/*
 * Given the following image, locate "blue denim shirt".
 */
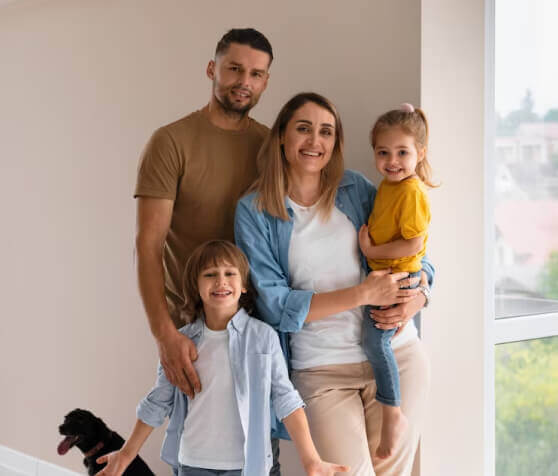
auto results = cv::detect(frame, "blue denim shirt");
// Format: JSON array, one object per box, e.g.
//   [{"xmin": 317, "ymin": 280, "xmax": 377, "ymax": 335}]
[
  {"xmin": 234, "ymin": 170, "xmax": 434, "ymax": 437},
  {"xmin": 136, "ymin": 308, "xmax": 304, "ymax": 475}
]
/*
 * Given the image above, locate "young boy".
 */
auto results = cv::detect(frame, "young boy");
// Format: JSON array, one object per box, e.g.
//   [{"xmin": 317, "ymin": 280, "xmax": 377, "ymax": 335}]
[{"xmin": 95, "ymin": 241, "xmax": 349, "ymax": 476}]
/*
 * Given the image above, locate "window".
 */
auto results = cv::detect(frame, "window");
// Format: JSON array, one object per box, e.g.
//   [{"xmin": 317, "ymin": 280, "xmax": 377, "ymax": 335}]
[
  {"xmin": 489, "ymin": 0, "xmax": 558, "ymax": 474},
  {"xmin": 495, "ymin": 336, "xmax": 558, "ymax": 475}
]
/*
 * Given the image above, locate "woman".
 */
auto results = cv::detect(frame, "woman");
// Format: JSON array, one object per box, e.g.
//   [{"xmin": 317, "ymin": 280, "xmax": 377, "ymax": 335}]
[{"xmin": 234, "ymin": 92, "xmax": 433, "ymax": 475}]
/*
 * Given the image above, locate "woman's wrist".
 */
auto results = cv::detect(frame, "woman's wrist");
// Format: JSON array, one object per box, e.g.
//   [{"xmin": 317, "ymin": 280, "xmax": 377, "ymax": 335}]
[
  {"xmin": 417, "ymin": 284, "xmax": 430, "ymax": 308},
  {"xmin": 354, "ymin": 282, "xmax": 368, "ymax": 307},
  {"xmin": 413, "ymin": 291, "xmax": 427, "ymax": 311}
]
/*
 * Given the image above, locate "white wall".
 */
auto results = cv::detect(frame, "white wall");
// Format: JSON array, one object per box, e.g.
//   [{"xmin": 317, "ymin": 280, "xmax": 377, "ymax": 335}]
[
  {"xmin": 421, "ymin": 0, "xmax": 487, "ymax": 474},
  {"xmin": 0, "ymin": 1, "xmax": 421, "ymax": 474}
]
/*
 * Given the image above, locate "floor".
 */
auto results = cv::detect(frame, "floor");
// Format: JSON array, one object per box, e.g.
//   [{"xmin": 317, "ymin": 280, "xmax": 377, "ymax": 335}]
[{"xmin": 0, "ymin": 466, "xmax": 28, "ymax": 476}]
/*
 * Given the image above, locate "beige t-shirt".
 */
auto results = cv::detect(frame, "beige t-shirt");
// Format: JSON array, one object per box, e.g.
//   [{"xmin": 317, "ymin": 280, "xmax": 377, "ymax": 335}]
[{"xmin": 134, "ymin": 108, "xmax": 268, "ymax": 326}]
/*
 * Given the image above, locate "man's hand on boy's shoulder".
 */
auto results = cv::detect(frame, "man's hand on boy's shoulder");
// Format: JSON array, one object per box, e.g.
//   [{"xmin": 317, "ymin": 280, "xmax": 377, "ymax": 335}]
[{"xmin": 157, "ymin": 329, "xmax": 200, "ymax": 398}]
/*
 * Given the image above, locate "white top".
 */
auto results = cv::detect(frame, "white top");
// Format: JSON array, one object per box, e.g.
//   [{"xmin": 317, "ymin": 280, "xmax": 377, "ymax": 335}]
[
  {"xmin": 288, "ymin": 199, "xmax": 368, "ymax": 369},
  {"xmin": 178, "ymin": 324, "xmax": 244, "ymax": 470},
  {"xmin": 287, "ymin": 200, "xmax": 417, "ymax": 370}
]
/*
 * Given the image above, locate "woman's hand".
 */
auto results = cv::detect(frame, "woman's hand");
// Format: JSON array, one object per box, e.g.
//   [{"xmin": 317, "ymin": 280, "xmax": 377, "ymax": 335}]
[
  {"xmin": 94, "ymin": 450, "xmax": 131, "ymax": 476},
  {"xmin": 304, "ymin": 459, "xmax": 350, "ymax": 475},
  {"xmin": 370, "ymin": 292, "xmax": 427, "ymax": 337},
  {"xmin": 358, "ymin": 269, "xmax": 420, "ymax": 307}
]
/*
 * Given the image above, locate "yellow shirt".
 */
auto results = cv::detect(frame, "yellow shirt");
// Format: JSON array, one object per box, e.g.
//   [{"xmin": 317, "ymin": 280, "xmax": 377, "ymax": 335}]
[{"xmin": 367, "ymin": 177, "xmax": 430, "ymax": 273}]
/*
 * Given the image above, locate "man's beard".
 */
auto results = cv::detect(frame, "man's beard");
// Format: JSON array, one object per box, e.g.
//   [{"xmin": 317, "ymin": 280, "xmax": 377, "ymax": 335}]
[{"xmin": 214, "ymin": 84, "xmax": 255, "ymax": 119}]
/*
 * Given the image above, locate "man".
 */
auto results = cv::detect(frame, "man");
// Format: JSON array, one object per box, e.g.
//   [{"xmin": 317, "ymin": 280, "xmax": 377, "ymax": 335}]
[{"xmin": 133, "ymin": 28, "xmax": 280, "ymax": 473}]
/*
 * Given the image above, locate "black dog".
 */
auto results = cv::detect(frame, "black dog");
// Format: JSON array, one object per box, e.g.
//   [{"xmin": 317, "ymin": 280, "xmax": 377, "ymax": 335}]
[{"xmin": 58, "ymin": 409, "xmax": 154, "ymax": 476}]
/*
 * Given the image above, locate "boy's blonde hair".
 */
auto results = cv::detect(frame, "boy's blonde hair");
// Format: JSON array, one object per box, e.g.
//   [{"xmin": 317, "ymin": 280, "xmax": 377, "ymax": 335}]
[
  {"xmin": 370, "ymin": 107, "xmax": 439, "ymax": 188},
  {"xmin": 181, "ymin": 240, "xmax": 254, "ymax": 321},
  {"xmin": 252, "ymin": 92, "xmax": 345, "ymax": 221}
]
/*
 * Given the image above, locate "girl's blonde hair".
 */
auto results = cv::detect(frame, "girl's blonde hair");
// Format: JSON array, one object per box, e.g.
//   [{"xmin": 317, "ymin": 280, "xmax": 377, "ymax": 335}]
[
  {"xmin": 252, "ymin": 92, "xmax": 345, "ymax": 221},
  {"xmin": 370, "ymin": 106, "xmax": 439, "ymax": 188},
  {"xmin": 181, "ymin": 240, "xmax": 254, "ymax": 322}
]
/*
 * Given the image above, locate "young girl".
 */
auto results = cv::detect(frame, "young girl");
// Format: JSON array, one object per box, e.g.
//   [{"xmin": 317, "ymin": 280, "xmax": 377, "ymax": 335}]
[
  {"xmin": 358, "ymin": 103, "xmax": 436, "ymax": 460},
  {"xmin": 95, "ymin": 240, "xmax": 348, "ymax": 476}
]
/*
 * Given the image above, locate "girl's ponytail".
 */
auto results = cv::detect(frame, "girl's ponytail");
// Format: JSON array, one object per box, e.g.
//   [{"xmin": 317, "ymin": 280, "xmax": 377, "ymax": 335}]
[{"xmin": 413, "ymin": 108, "xmax": 438, "ymax": 188}]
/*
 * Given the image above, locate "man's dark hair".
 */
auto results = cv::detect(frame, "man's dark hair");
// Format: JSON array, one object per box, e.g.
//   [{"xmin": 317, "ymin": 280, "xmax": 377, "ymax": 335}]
[{"xmin": 215, "ymin": 28, "xmax": 273, "ymax": 64}]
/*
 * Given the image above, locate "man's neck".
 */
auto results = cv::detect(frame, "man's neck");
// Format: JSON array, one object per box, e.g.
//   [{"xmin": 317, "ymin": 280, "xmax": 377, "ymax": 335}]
[{"xmin": 204, "ymin": 101, "xmax": 250, "ymax": 131}]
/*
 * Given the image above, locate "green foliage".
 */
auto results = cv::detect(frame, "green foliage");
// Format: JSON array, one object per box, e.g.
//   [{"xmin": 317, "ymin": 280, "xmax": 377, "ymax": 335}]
[
  {"xmin": 544, "ymin": 108, "xmax": 558, "ymax": 122},
  {"xmin": 538, "ymin": 251, "xmax": 558, "ymax": 300},
  {"xmin": 495, "ymin": 337, "xmax": 558, "ymax": 475}
]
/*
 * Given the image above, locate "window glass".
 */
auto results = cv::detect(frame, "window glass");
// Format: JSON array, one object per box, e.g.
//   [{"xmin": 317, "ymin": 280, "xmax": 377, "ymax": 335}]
[
  {"xmin": 494, "ymin": 0, "xmax": 558, "ymax": 319},
  {"xmin": 495, "ymin": 336, "xmax": 558, "ymax": 475}
]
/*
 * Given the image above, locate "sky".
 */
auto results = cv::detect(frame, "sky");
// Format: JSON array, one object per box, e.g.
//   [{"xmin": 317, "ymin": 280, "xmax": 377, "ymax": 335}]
[{"xmin": 495, "ymin": 0, "xmax": 558, "ymax": 116}]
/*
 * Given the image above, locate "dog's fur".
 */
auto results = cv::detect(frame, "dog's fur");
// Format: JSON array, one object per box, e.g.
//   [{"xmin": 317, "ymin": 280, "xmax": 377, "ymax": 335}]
[{"xmin": 58, "ymin": 408, "xmax": 154, "ymax": 476}]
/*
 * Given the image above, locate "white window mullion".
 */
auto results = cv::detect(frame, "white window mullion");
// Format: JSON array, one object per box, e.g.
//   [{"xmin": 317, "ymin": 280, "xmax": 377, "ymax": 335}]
[
  {"xmin": 484, "ymin": 0, "xmax": 496, "ymax": 474},
  {"xmin": 494, "ymin": 313, "xmax": 558, "ymax": 344}
]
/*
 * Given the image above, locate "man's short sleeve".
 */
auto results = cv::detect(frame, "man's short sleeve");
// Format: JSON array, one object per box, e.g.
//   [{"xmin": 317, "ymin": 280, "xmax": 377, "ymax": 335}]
[{"xmin": 134, "ymin": 127, "xmax": 183, "ymax": 200}]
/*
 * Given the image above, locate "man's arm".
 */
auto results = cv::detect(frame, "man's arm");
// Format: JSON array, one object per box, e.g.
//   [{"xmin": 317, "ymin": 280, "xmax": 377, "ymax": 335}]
[{"xmin": 135, "ymin": 197, "xmax": 200, "ymax": 397}]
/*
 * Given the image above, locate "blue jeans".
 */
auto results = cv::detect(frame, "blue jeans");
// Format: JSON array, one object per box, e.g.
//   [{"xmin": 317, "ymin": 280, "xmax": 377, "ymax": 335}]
[
  {"xmin": 178, "ymin": 466, "xmax": 241, "ymax": 476},
  {"xmin": 362, "ymin": 270, "xmax": 421, "ymax": 407},
  {"xmin": 173, "ymin": 438, "xmax": 280, "ymax": 476}
]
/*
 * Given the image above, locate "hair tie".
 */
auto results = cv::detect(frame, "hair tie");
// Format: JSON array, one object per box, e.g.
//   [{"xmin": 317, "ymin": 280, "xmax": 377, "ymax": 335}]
[{"xmin": 399, "ymin": 103, "xmax": 415, "ymax": 113}]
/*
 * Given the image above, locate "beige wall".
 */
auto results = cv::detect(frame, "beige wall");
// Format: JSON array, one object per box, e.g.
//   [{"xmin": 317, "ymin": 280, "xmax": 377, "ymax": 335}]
[{"xmin": 0, "ymin": 1, "xmax": 421, "ymax": 474}]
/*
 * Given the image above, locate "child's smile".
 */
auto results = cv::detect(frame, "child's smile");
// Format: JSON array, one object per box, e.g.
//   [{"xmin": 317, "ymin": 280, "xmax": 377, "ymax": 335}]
[
  {"xmin": 198, "ymin": 263, "xmax": 246, "ymax": 318},
  {"xmin": 374, "ymin": 126, "xmax": 425, "ymax": 183}
]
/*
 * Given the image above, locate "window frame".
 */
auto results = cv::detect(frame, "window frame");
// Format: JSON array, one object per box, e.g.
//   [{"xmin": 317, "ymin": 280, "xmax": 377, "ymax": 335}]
[{"xmin": 484, "ymin": 0, "xmax": 558, "ymax": 474}]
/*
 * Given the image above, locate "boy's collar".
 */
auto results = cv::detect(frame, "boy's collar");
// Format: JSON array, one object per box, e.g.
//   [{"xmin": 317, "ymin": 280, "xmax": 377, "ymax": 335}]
[
  {"xmin": 186, "ymin": 308, "xmax": 250, "ymax": 337},
  {"xmin": 184, "ymin": 317, "xmax": 204, "ymax": 339},
  {"xmin": 228, "ymin": 307, "xmax": 250, "ymax": 334}
]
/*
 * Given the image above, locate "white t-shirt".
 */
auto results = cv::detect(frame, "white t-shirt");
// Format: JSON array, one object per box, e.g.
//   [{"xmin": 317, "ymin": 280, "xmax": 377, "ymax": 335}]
[
  {"xmin": 288, "ymin": 199, "xmax": 368, "ymax": 369},
  {"xmin": 287, "ymin": 200, "xmax": 417, "ymax": 370},
  {"xmin": 178, "ymin": 324, "xmax": 244, "ymax": 470}
]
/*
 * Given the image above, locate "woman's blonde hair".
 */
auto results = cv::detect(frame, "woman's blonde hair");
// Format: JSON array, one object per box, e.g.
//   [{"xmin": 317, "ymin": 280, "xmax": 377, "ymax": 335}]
[
  {"xmin": 253, "ymin": 92, "xmax": 345, "ymax": 220},
  {"xmin": 181, "ymin": 240, "xmax": 254, "ymax": 322},
  {"xmin": 370, "ymin": 107, "xmax": 439, "ymax": 188}
]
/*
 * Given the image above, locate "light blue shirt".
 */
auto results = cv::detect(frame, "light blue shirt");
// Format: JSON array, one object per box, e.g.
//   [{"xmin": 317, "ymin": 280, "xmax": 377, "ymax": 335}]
[
  {"xmin": 136, "ymin": 308, "xmax": 304, "ymax": 475},
  {"xmin": 234, "ymin": 169, "xmax": 435, "ymax": 438}
]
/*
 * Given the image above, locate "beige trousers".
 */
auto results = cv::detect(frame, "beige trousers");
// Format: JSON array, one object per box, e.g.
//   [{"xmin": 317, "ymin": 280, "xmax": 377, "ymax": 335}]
[{"xmin": 291, "ymin": 338, "xmax": 430, "ymax": 476}]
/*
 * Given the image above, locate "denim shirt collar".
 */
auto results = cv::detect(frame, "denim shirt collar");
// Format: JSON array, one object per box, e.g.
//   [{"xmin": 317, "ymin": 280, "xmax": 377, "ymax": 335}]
[
  {"xmin": 338, "ymin": 171, "xmax": 358, "ymax": 188},
  {"xmin": 283, "ymin": 172, "xmax": 358, "ymax": 216},
  {"xmin": 281, "ymin": 172, "xmax": 364, "ymax": 273}
]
